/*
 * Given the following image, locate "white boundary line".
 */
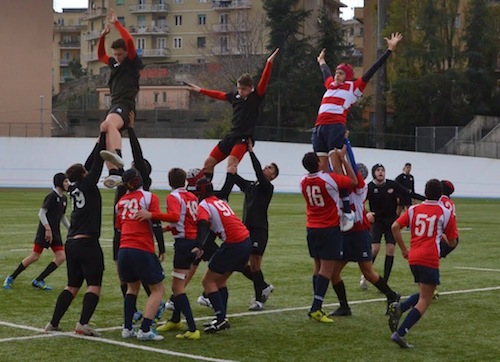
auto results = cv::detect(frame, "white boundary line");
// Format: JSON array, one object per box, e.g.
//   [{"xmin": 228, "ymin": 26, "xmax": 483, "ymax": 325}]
[
  {"xmin": 1, "ymin": 286, "xmax": 499, "ymax": 359},
  {"xmin": 454, "ymin": 266, "xmax": 500, "ymax": 273}
]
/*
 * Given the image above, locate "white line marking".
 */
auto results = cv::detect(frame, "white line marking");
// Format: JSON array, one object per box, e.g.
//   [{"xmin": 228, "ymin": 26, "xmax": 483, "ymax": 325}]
[{"xmin": 454, "ymin": 266, "xmax": 500, "ymax": 273}]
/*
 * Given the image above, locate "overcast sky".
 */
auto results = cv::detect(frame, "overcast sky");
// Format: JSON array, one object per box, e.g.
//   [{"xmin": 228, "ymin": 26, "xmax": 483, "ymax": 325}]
[{"xmin": 53, "ymin": 0, "xmax": 364, "ymax": 20}]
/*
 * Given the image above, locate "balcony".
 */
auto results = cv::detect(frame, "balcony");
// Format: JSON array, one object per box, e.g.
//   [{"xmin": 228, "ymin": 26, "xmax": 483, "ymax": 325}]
[
  {"xmin": 86, "ymin": 8, "xmax": 107, "ymax": 20},
  {"xmin": 130, "ymin": 25, "xmax": 170, "ymax": 35},
  {"xmin": 129, "ymin": 4, "xmax": 170, "ymax": 13},
  {"xmin": 59, "ymin": 41, "xmax": 81, "ymax": 49},
  {"xmin": 137, "ymin": 48, "xmax": 170, "ymax": 57},
  {"xmin": 82, "ymin": 52, "xmax": 99, "ymax": 62},
  {"xmin": 83, "ymin": 30, "xmax": 102, "ymax": 41},
  {"xmin": 212, "ymin": 0, "xmax": 251, "ymax": 10},
  {"xmin": 59, "ymin": 58, "xmax": 75, "ymax": 67},
  {"xmin": 211, "ymin": 46, "xmax": 242, "ymax": 55},
  {"xmin": 211, "ymin": 23, "xmax": 250, "ymax": 32},
  {"xmin": 53, "ymin": 24, "xmax": 86, "ymax": 32}
]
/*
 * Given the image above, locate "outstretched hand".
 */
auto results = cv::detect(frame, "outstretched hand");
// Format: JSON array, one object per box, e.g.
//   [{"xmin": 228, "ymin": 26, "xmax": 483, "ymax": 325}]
[
  {"xmin": 108, "ymin": 8, "xmax": 118, "ymax": 24},
  {"xmin": 184, "ymin": 82, "xmax": 201, "ymax": 92},
  {"xmin": 385, "ymin": 32, "xmax": 403, "ymax": 51},
  {"xmin": 100, "ymin": 23, "xmax": 111, "ymax": 37},
  {"xmin": 317, "ymin": 48, "xmax": 326, "ymax": 65},
  {"xmin": 267, "ymin": 48, "xmax": 279, "ymax": 63}
]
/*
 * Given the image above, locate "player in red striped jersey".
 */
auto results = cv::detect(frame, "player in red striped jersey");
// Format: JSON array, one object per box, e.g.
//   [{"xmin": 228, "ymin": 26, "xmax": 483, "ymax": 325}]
[
  {"xmin": 438, "ymin": 180, "xmax": 459, "ymax": 258},
  {"xmin": 388, "ymin": 179, "xmax": 458, "ymax": 348},
  {"xmin": 300, "ymin": 149, "xmax": 357, "ymax": 323},
  {"xmin": 135, "ymin": 168, "xmax": 201, "ymax": 339},
  {"xmin": 312, "ymin": 33, "xmax": 402, "ymax": 230},
  {"xmin": 185, "ymin": 48, "xmax": 279, "ymax": 180},
  {"xmin": 115, "ymin": 169, "xmax": 165, "ymax": 341},
  {"xmin": 191, "ymin": 178, "xmax": 252, "ymax": 333}
]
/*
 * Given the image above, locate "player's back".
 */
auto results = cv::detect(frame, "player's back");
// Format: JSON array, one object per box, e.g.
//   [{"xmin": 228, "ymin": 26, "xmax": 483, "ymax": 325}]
[
  {"xmin": 167, "ymin": 188, "xmax": 198, "ymax": 239},
  {"xmin": 198, "ymin": 195, "xmax": 249, "ymax": 243}
]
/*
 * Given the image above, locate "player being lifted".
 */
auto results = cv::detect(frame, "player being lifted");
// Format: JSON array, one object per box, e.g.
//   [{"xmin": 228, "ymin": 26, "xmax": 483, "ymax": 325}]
[
  {"xmin": 97, "ymin": 9, "xmax": 143, "ymax": 188},
  {"xmin": 185, "ymin": 48, "xmax": 279, "ymax": 180}
]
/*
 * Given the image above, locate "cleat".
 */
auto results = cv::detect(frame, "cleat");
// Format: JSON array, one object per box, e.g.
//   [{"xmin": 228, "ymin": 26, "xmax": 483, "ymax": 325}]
[
  {"xmin": 99, "ymin": 150, "xmax": 124, "ymax": 168},
  {"xmin": 133, "ymin": 311, "xmax": 143, "ymax": 323},
  {"xmin": 157, "ymin": 320, "xmax": 183, "ymax": 332},
  {"xmin": 103, "ymin": 174, "xmax": 123, "ymax": 189},
  {"xmin": 261, "ymin": 284, "xmax": 275, "ymax": 303},
  {"xmin": 308, "ymin": 310, "xmax": 333, "ymax": 323},
  {"xmin": 388, "ymin": 302, "xmax": 402, "ymax": 333},
  {"xmin": 391, "ymin": 332, "xmax": 413, "ymax": 349},
  {"xmin": 32, "ymin": 279, "xmax": 52, "ymax": 291},
  {"xmin": 197, "ymin": 295, "xmax": 213, "ymax": 308},
  {"xmin": 121, "ymin": 328, "xmax": 136, "ymax": 338},
  {"xmin": 202, "ymin": 318, "xmax": 228, "ymax": 327},
  {"xmin": 165, "ymin": 300, "xmax": 175, "ymax": 311},
  {"xmin": 44, "ymin": 323, "xmax": 62, "ymax": 332},
  {"xmin": 75, "ymin": 322, "xmax": 101, "ymax": 337},
  {"xmin": 136, "ymin": 329, "xmax": 164, "ymax": 341},
  {"xmin": 154, "ymin": 301, "xmax": 166, "ymax": 322},
  {"xmin": 340, "ymin": 211, "xmax": 355, "ymax": 232},
  {"xmin": 3, "ymin": 275, "xmax": 14, "ymax": 289},
  {"xmin": 203, "ymin": 319, "xmax": 230, "ymax": 333},
  {"xmin": 386, "ymin": 292, "xmax": 401, "ymax": 314},
  {"xmin": 359, "ymin": 275, "xmax": 368, "ymax": 291},
  {"xmin": 176, "ymin": 330, "xmax": 201, "ymax": 340},
  {"xmin": 248, "ymin": 301, "xmax": 264, "ymax": 311},
  {"xmin": 328, "ymin": 306, "xmax": 352, "ymax": 317},
  {"xmin": 433, "ymin": 290, "xmax": 439, "ymax": 300}
]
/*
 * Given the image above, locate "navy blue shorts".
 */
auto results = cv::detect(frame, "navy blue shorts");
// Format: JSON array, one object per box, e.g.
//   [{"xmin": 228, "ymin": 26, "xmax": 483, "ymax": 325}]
[
  {"xmin": 118, "ymin": 248, "xmax": 165, "ymax": 285},
  {"xmin": 371, "ymin": 220, "xmax": 396, "ymax": 244},
  {"xmin": 173, "ymin": 238, "xmax": 198, "ymax": 270},
  {"xmin": 208, "ymin": 238, "xmax": 252, "ymax": 274},
  {"xmin": 342, "ymin": 230, "xmax": 373, "ymax": 262},
  {"xmin": 249, "ymin": 227, "xmax": 268, "ymax": 256},
  {"xmin": 307, "ymin": 227, "xmax": 343, "ymax": 260},
  {"xmin": 311, "ymin": 124, "xmax": 346, "ymax": 156},
  {"xmin": 410, "ymin": 265, "xmax": 440, "ymax": 285}
]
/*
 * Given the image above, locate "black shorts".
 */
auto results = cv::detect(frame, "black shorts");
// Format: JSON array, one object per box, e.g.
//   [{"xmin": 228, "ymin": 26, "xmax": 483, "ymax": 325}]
[
  {"xmin": 112, "ymin": 228, "xmax": 121, "ymax": 261},
  {"xmin": 307, "ymin": 227, "xmax": 344, "ymax": 260},
  {"xmin": 107, "ymin": 103, "xmax": 134, "ymax": 130},
  {"xmin": 410, "ymin": 264, "xmax": 440, "ymax": 285},
  {"xmin": 217, "ymin": 134, "xmax": 253, "ymax": 156},
  {"xmin": 173, "ymin": 238, "xmax": 198, "ymax": 270},
  {"xmin": 118, "ymin": 248, "xmax": 165, "ymax": 285},
  {"xmin": 34, "ymin": 237, "xmax": 63, "ymax": 250},
  {"xmin": 249, "ymin": 227, "xmax": 268, "ymax": 256},
  {"xmin": 193, "ymin": 233, "xmax": 219, "ymax": 266},
  {"xmin": 371, "ymin": 220, "xmax": 396, "ymax": 244},
  {"xmin": 65, "ymin": 237, "xmax": 105, "ymax": 288},
  {"xmin": 208, "ymin": 238, "xmax": 252, "ymax": 274},
  {"xmin": 342, "ymin": 230, "xmax": 372, "ymax": 262}
]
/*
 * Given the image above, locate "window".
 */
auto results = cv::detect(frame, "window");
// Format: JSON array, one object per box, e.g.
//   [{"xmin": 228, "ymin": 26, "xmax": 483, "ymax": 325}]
[
  {"xmin": 220, "ymin": 13, "xmax": 229, "ymax": 24},
  {"xmin": 154, "ymin": 92, "xmax": 159, "ymax": 103},
  {"xmin": 118, "ymin": 17, "xmax": 125, "ymax": 26},
  {"xmin": 162, "ymin": 92, "xmax": 167, "ymax": 102},
  {"xmin": 157, "ymin": 16, "xmax": 167, "ymax": 28},
  {"xmin": 197, "ymin": 37, "xmax": 206, "ymax": 48},
  {"xmin": 175, "ymin": 15, "xmax": 183, "ymax": 26},
  {"xmin": 220, "ymin": 36, "xmax": 228, "ymax": 52},
  {"xmin": 137, "ymin": 38, "xmax": 145, "ymax": 49},
  {"xmin": 174, "ymin": 37, "xmax": 182, "ymax": 49},
  {"xmin": 173, "ymin": 0, "xmax": 183, "ymax": 3},
  {"xmin": 157, "ymin": 37, "xmax": 167, "ymax": 49},
  {"xmin": 116, "ymin": 0, "xmax": 124, "ymax": 4},
  {"xmin": 198, "ymin": 14, "xmax": 206, "ymax": 25},
  {"xmin": 137, "ymin": 15, "xmax": 146, "ymax": 27},
  {"xmin": 197, "ymin": 0, "xmax": 208, "ymax": 3}
]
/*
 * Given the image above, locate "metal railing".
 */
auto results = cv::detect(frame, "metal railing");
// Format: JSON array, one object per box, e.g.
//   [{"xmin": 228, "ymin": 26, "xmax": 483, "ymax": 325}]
[
  {"xmin": 129, "ymin": 4, "xmax": 170, "ymax": 13},
  {"xmin": 212, "ymin": 0, "xmax": 251, "ymax": 10}
]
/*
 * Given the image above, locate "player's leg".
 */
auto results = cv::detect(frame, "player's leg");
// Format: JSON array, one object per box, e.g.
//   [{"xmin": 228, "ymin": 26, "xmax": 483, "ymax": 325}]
[
  {"xmin": 4, "ymin": 244, "xmax": 42, "ymax": 289},
  {"xmin": 226, "ymin": 140, "xmax": 248, "ymax": 173},
  {"xmin": 204, "ymin": 136, "xmax": 233, "ymax": 180},
  {"xmin": 32, "ymin": 246, "xmax": 65, "ymax": 290},
  {"xmin": 330, "ymin": 260, "xmax": 351, "ymax": 316},
  {"xmin": 383, "ymin": 223, "xmax": 397, "ymax": 282},
  {"xmin": 248, "ymin": 229, "xmax": 272, "ymax": 310},
  {"xmin": 99, "ymin": 109, "xmax": 127, "ymax": 187}
]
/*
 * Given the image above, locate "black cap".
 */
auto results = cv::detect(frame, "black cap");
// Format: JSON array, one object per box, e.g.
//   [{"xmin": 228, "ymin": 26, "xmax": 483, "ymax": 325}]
[{"xmin": 53, "ymin": 173, "xmax": 67, "ymax": 188}]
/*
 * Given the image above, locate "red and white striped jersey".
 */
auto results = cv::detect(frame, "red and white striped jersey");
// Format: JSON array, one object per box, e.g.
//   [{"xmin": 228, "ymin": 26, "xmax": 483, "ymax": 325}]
[
  {"xmin": 166, "ymin": 188, "xmax": 198, "ymax": 239},
  {"xmin": 396, "ymin": 200, "xmax": 459, "ymax": 268},
  {"xmin": 349, "ymin": 172, "xmax": 371, "ymax": 232},
  {"xmin": 315, "ymin": 78, "xmax": 367, "ymax": 126},
  {"xmin": 197, "ymin": 195, "xmax": 249, "ymax": 243},
  {"xmin": 115, "ymin": 188, "xmax": 159, "ymax": 254},
  {"xmin": 439, "ymin": 195, "xmax": 456, "ymax": 216},
  {"xmin": 300, "ymin": 171, "xmax": 354, "ymax": 228}
]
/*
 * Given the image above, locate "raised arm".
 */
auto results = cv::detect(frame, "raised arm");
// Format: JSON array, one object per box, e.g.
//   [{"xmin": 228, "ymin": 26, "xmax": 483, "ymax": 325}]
[
  {"xmin": 361, "ymin": 32, "xmax": 402, "ymax": 82},
  {"xmin": 126, "ymin": 112, "xmax": 148, "ymax": 180},
  {"xmin": 317, "ymin": 49, "xmax": 334, "ymax": 85},
  {"xmin": 98, "ymin": 23, "xmax": 111, "ymax": 64},
  {"xmin": 108, "ymin": 9, "xmax": 137, "ymax": 59},
  {"xmin": 85, "ymin": 132, "xmax": 106, "ymax": 185},
  {"xmin": 256, "ymin": 48, "xmax": 279, "ymax": 96}
]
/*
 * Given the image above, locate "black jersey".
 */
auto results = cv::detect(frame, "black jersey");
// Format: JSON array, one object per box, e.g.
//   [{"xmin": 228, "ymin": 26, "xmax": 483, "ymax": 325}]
[
  {"xmin": 233, "ymin": 152, "xmax": 274, "ymax": 229},
  {"xmin": 395, "ymin": 173, "xmax": 415, "ymax": 204},
  {"xmin": 225, "ymin": 90, "xmax": 264, "ymax": 137},
  {"xmin": 108, "ymin": 55, "xmax": 142, "ymax": 107},
  {"xmin": 67, "ymin": 134, "xmax": 106, "ymax": 238},
  {"xmin": 34, "ymin": 189, "xmax": 67, "ymax": 243}
]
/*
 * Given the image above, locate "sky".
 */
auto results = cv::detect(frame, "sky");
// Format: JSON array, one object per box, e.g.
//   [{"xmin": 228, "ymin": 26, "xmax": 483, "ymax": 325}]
[{"xmin": 53, "ymin": 0, "xmax": 364, "ymax": 20}]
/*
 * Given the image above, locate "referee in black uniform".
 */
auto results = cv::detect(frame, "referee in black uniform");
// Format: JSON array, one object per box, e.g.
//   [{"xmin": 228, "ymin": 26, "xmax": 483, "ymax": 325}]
[
  {"xmin": 395, "ymin": 163, "xmax": 415, "ymax": 215},
  {"xmin": 45, "ymin": 133, "xmax": 107, "ymax": 336}
]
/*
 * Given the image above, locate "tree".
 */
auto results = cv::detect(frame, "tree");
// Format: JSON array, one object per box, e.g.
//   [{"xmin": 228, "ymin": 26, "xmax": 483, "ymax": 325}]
[{"xmin": 68, "ymin": 60, "xmax": 85, "ymax": 79}]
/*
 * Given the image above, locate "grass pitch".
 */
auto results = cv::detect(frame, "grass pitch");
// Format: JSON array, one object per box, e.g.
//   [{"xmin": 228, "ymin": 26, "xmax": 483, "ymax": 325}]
[{"xmin": 0, "ymin": 189, "xmax": 499, "ymax": 361}]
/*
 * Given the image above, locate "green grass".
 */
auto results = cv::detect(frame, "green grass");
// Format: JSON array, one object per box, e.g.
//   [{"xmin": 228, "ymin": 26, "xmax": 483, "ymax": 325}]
[{"xmin": 1, "ymin": 189, "xmax": 499, "ymax": 361}]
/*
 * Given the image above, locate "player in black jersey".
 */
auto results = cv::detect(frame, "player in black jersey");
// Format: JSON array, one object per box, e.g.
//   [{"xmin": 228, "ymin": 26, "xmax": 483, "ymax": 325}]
[
  {"xmin": 97, "ymin": 9, "xmax": 143, "ymax": 188},
  {"xmin": 45, "ymin": 133, "xmax": 107, "ymax": 336},
  {"xmin": 395, "ymin": 163, "xmax": 415, "ymax": 215},
  {"xmin": 226, "ymin": 141, "xmax": 279, "ymax": 311},
  {"xmin": 185, "ymin": 48, "xmax": 279, "ymax": 180},
  {"xmin": 3, "ymin": 173, "xmax": 69, "ymax": 291},
  {"xmin": 361, "ymin": 164, "xmax": 424, "ymax": 288}
]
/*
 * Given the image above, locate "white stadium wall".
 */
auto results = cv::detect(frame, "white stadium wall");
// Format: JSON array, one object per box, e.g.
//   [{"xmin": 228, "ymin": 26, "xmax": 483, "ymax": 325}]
[{"xmin": 0, "ymin": 137, "xmax": 499, "ymax": 198}]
